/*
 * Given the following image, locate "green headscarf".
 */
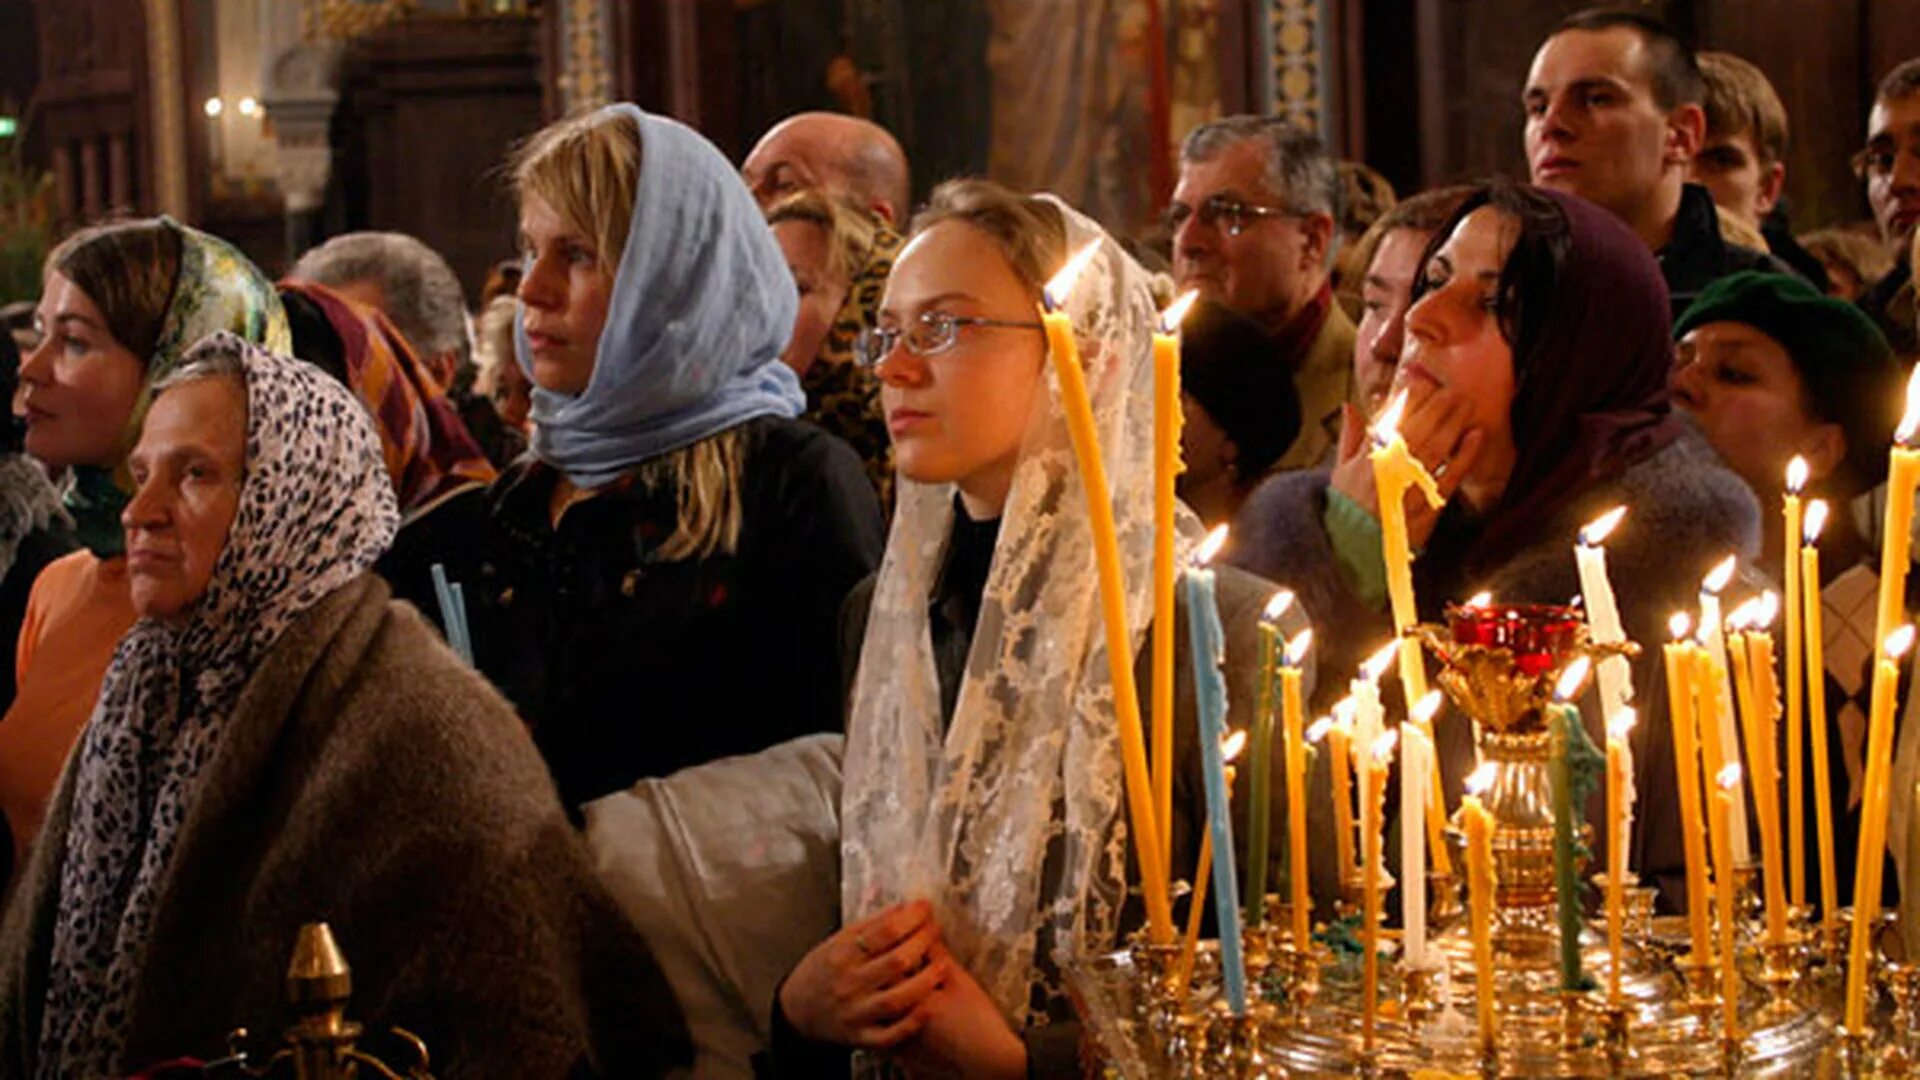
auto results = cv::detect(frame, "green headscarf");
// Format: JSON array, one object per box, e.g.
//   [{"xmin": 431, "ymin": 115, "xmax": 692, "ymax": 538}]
[{"xmin": 64, "ymin": 217, "xmax": 289, "ymax": 557}]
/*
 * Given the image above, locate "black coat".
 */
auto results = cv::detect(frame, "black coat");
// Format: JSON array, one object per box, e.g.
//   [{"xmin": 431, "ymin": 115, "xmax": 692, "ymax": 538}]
[
  {"xmin": 470, "ymin": 417, "xmax": 885, "ymax": 811},
  {"xmin": 1660, "ymin": 183, "xmax": 1802, "ymax": 322}
]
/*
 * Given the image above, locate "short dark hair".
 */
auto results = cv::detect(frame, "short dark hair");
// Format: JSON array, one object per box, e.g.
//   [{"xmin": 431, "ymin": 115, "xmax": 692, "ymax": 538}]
[
  {"xmin": 1551, "ymin": 8, "xmax": 1704, "ymax": 111},
  {"xmin": 1877, "ymin": 58, "xmax": 1920, "ymax": 105},
  {"xmin": 1178, "ymin": 300, "xmax": 1301, "ymax": 484}
]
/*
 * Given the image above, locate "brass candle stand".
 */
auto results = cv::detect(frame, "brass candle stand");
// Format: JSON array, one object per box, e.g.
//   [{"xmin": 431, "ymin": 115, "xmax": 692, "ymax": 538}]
[{"xmin": 1063, "ymin": 605, "xmax": 1879, "ymax": 1075}]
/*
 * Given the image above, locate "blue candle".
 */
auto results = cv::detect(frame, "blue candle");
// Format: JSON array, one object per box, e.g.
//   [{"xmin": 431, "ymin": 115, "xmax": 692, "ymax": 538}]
[{"xmin": 1185, "ymin": 561, "xmax": 1247, "ymax": 1014}]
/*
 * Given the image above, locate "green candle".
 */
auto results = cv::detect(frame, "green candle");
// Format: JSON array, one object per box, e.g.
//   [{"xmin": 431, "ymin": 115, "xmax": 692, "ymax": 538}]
[
  {"xmin": 1551, "ymin": 698, "xmax": 1605, "ymax": 992},
  {"xmin": 1247, "ymin": 610, "xmax": 1281, "ymax": 925}
]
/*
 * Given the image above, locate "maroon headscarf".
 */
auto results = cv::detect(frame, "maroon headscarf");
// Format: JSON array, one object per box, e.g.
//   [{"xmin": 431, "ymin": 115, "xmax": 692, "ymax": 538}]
[{"xmin": 1420, "ymin": 183, "xmax": 1685, "ymax": 580}]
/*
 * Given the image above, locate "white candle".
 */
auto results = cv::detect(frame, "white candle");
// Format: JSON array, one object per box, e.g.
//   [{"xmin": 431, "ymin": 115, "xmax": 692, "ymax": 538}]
[
  {"xmin": 1699, "ymin": 556, "xmax": 1752, "ymax": 865},
  {"xmin": 1576, "ymin": 507, "xmax": 1635, "ymax": 732},
  {"xmin": 1402, "ymin": 696, "xmax": 1442, "ymax": 970}
]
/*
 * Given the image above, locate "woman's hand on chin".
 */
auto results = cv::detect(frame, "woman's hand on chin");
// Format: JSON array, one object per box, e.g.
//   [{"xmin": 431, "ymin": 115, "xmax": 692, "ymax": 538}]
[
  {"xmin": 1328, "ymin": 385, "xmax": 1485, "ymax": 550},
  {"xmin": 779, "ymin": 899, "xmax": 950, "ymax": 1049},
  {"xmin": 889, "ymin": 943, "xmax": 1028, "ymax": 1079}
]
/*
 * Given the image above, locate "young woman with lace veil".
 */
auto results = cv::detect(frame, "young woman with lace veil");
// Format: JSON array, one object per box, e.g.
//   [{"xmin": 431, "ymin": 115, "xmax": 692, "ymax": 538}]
[
  {"xmin": 3, "ymin": 218, "xmax": 285, "ymax": 882},
  {"xmin": 766, "ymin": 180, "xmax": 1325, "ymax": 1078}
]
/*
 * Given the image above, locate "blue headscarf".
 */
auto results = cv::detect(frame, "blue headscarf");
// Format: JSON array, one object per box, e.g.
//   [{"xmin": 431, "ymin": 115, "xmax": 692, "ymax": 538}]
[{"xmin": 517, "ymin": 103, "xmax": 803, "ymax": 489}]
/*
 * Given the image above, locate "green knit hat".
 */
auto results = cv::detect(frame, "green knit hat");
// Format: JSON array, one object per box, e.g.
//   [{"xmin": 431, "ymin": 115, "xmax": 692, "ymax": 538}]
[{"xmin": 1675, "ymin": 270, "xmax": 1903, "ymax": 496}]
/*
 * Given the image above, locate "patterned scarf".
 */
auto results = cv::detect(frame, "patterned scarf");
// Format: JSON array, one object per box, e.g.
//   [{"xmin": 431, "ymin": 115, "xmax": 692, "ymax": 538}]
[
  {"xmin": 37, "ymin": 335, "xmax": 397, "ymax": 1077},
  {"xmin": 60, "ymin": 218, "xmax": 289, "ymax": 558},
  {"xmin": 801, "ymin": 219, "xmax": 901, "ymax": 511},
  {"xmin": 281, "ymin": 280, "xmax": 496, "ymax": 522}
]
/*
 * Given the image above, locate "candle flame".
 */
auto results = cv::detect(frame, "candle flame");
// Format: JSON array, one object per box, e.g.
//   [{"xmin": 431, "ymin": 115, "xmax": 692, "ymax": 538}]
[
  {"xmin": 1607, "ymin": 706, "xmax": 1638, "ymax": 740},
  {"xmin": 1332, "ymin": 696, "xmax": 1357, "ymax": 725},
  {"xmin": 1717, "ymin": 763, "xmax": 1744, "ymax": 790},
  {"xmin": 1786, "ymin": 455, "xmax": 1810, "ymax": 494},
  {"xmin": 1370, "ymin": 728, "xmax": 1400, "ymax": 762},
  {"xmin": 1726, "ymin": 597, "xmax": 1759, "ymax": 631},
  {"xmin": 1374, "ymin": 388, "xmax": 1410, "ymax": 445},
  {"xmin": 1555, "ymin": 657, "xmax": 1593, "ymax": 702},
  {"xmin": 1804, "ymin": 500, "xmax": 1829, "ymax": 544},
  {"xmin": 1284, "ymin": 629, "xmax": 1314, "ymax": 667},
  {"xmin": 1755, "ymin": 590, "xmax": 1780, "ymax": 629},
  {"xmin": 1193, "ymin": 524, "xmax": 1230, "ymax": 567},
  {"xmin": 1702, "ymin": 555, "xmax": 1737, "ymax": 595},
  {"xmin": 1465, "ymin": 762, "xmax": 1497, "ymax": 795},
  {"xmin": 1898, "ymin": 363, "xmax": 1920, "ymax": 445},
  {"xmin": 1042, "ymin": 242, "xmax": 1101, "ymax": 311},
  {"xmin": 1307, "ymin": 717, "xmax": 1334, "ymax": 744},
  {"xmin": 1362, "ymin": 641, "xmax": 1399, "ymax": 682},
  {"xmin": 1159, "ymin": 289, "xmax": 1200, "ymax": 334},
  {"xmin": 1262, "ymin": 589, "xmax": 1296, "ymax": 622},
  {"xmin": 1465, "ymin": 590, "xmax": 1493, "ymax": 609},
  {"xmin": 1411, "ymin": 690, "xmax": 1444, "ymax": 726},
  {"xmin": 1669, "ymin": 611, "xmax": 1692, "ymax": 641},
  {"xmin": 1580, "ymin": 505, "xmax": 1627, "ymax": 547},
  {"xmin": 1888, "ymin": 625, "xmax": 1916, "ymax": 660},
  {"xmin": 1222, "ymin": 729, "xmax": 1248, "ymax": 763}
]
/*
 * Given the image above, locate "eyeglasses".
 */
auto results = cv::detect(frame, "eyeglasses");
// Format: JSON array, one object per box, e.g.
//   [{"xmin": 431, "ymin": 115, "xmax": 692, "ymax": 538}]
[
  {"xmin": 1163, "ymin": 194, "xmax": 1302, "ymax": 237},
  {"xmin": 1851, "ymin": 136, "xmax": 1920, "ymax": 180},
  {"xmin": 854, "ymin": 311, "xmax": 1044, "ymax": 368}
]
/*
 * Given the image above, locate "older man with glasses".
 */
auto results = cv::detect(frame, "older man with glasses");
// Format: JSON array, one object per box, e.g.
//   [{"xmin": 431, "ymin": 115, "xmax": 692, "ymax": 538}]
[
  {"xmin": 1855, "ymin": 58, "xmax": 1920, "ymax": 355},
  {"xmin": 1167, "ymin": 116, "xmax": 1353, "ymax": 473}
]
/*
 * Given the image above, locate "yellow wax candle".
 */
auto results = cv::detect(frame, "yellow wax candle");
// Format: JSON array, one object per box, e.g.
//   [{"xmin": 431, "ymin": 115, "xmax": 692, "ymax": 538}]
[
  {"xmin": 1606, "ymin": 708, "xmax": 1635, "ymax": 1006},
  {"xmin": 1663, "ymin": 624, "xmax": 1714, "ymax": 964},
  {"xmin": 1728, "ymin": 619, "xmax": 1786, "ymax": 945},
  {"xmin": 1367, "ymin": 392, "xmax": 1452, "ymax": 877},
  {"xmin": 1151, "ymin": 290, "xmax": 1198, "ymax": 874},
  {"xmin": 1329, "ymin": 714, "xmax": 1356, "ymax": 886},
  {"xmin": 1173, "ymin": 829, "xmax": 1212, "ymax": 1001},
  {"xmin": 1361, "ymin": 730, "xmax": 1396, "ymax": 1054},
  {"xmin": 1871, "ymin": 370, "xmax": 1920, "ymax": 668},
  {"xmin": 1784, "ymin": 458, "xmax": 1807, "ymax": 909},
  {"xmin": 1462, "ymin": 776, "xmax": 1499, "ymax": 1052},
  {"xmin": 1283, "ymin": 649, "xmax": 1311, "ymax": 946},
  {"xmin": 1803, "ymin": 501, "xmax": 1838, "ymax": 927},
  {"xmin": 1040, "ymin": 243, "xmax": 1170, "ymax": 942},
  {"xmin": 1710, "ymin": 766, "xmax": 1743, "ymax": 1039},
  {"xmin": 1846, "ymin": 625, "xmax": 1915, "ymax": 1029},
  {"xmin": 1745, "ymin": 614, "xmax": 1788, "ymax": 943}
]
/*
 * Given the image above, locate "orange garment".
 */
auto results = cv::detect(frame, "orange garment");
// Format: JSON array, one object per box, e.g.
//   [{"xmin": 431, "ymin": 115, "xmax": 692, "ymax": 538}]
[{"xmin": 2, "ymin": 550, "xmax": 135, "ymax": 865}]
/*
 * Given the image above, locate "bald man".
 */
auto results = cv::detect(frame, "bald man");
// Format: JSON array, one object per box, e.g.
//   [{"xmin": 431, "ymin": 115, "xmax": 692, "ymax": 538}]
[{"xmin": 743, "ymin": 112, "xmax": 912, "ymax": 224}]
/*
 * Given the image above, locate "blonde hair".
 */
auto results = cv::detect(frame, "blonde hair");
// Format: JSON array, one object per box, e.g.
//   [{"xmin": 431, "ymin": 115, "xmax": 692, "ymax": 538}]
[
  {"xmin": 509, "ymin": 109, "xmax": 641, "ymax": 272},
  {"xmin": 1699, "ymin": 51, "xmax": 1789, "ymax": 164},
  {"xmin": 908, "ymin": 179, "xmax": 1067, "ymax": 298},
  {"xmin": 511, "ymin": 108, "xmax": 745, "ymax": 560},
  {"xmin": 766, "ymin": 189, "xmax": 885, "ymax": 285}
]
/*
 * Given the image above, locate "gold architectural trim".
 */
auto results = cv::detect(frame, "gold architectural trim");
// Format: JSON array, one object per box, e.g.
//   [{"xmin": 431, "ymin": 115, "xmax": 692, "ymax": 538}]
[
  {"xmin": 144, "ymin": 0, "xmax": 188, "ymax": 216},
  {"xmin": 562, "ymin": 0, "xmax": 610, "ymax": 112},
  {"xmin": 1268, "ymin": 0, "xmax": 1329, "ymax": 136}
]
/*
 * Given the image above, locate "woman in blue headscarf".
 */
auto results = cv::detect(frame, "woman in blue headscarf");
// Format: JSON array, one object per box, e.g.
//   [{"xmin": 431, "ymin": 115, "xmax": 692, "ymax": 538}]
[{"xmin": 474, "ymin": 104, "xmax": 885, "ymax": 811}]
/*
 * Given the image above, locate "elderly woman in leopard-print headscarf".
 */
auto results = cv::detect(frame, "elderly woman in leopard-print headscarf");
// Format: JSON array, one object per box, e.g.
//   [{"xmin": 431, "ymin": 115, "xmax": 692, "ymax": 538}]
[
  {"xmin": 0, "ymin": 333, "xmax": 691, "ymax": 1079},
  {"xmin": 767, "ymin": 189, "xmax": 902, "ymax": 512}
]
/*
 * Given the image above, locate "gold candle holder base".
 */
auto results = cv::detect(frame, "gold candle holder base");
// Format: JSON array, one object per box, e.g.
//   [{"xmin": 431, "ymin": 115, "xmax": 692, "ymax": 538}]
[
  {"xmin": 1403, "ymin": 963, "xmax": 1440, "ymax": 1030},
  {"xmin": 1559, "ymin": 989, "xmax": 1588, "ymax": 1054},
  {"xmin": 1283, "ymin": 942, "xmax": 1319, "ymax": 1024},
  {"xmin": 1719, "ymin": 1031, "xmax": 1744, "ymax": 1077},
  {"xmin": 1206, "ymin": 1004, "xmax": 1277, "ymax": 1079},
  {"xmin": 1674, "ymin": 952, "xmax": 1720, "ymax": 1033},
  {"xmin": 1755, "ymin": 931, "xmax": 1807, "ymax": 1020},
  {"xmin": 1835, "ymin": 1025, "xmax": 1874, "ymax": 1079},
  {"xmin": 1129, "ymin": 938, "xmax": 1184, "ymax": 1054},
  {"xmin": 1430, "ymin": 869, "xmax": 1465, "ymax": 929},
  {"xmin": 1599, "ymin": 1000, "xmax": 1633, "ymax": 1072},
  {"xmin": 1170, "ymin": 1010, "xmax": 1210, "ymax": 1075},
  {"xmin": 1882, "ymin": 961, "xmax": 1920, "ymax": 1076}
]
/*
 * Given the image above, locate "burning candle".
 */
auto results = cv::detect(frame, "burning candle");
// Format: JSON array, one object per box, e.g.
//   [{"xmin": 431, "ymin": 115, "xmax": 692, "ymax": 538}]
[
  {"xmin": 1184, "ymin": 526, "xmax": 1246, "ymax": 1013},
  {"xmin": 1328, "ymin": 702, "xmax": 1357, "ymax": 885},
  {"xmin": 1403, "ymin": 692, "xmax": 1442, "ymax": 971},
  {"xmin": 1846, "ymin": 625, "xmax": 1916, "ymax": 1030},
  {"xmin": 1606, "ymin": 706, "xmax": 1636, "ymax": 1006},
  {"xmin": 1550, "ymin": 658, "xmax": 1603, "ymax": 992},
  {"xmin": 1362, "ymin": 728, "xmax": 1398, "ymax": 1052},
  {"xmin": 1699, "ymin": 556, "xmax": 1752, "ymax": 865},
  {"xmin": 1744, "ymin": 595, "xmax": 1788, "ymax": 945},
  {"xmin": 1663, "ymin": 613, "xmax": 1714, "ymax": 964},
  {"xmin": 1784, "ymin": 456, "xmax": 1808, "ymax": 910},
  {"xmin": 1152, "ymin": 289, "xmax": 1200, "ymax": 876},
  {"xmin": 1576, "ymin": 505, "xmax": 1634, "ymax": 730},
  {"xmin": 1462, "ymin": 763, "xmax": 1499, "ymax": 1052},
  {"xmin": 1711, "ymin": 763, "xmax": 1744, "ymax": 1038},
  {"xmin": 1870, "ymin": 367, "xmax": 1920, "ymax": 683},
  {"xmin": 1727, "ymin": 600, "xmax": 1787, "ymax": 946},
  {"xmin": 1282, "ymin": 628, "xmax": 1314, "ymax": 946},
  {"xmin": 1041, "ymin": 242, "xmax": 1170, "ymax": 942},
  {"xmin": 1803, "ymin": 500, "xmax": 1839, "ymax": 926},
  {"xmin": 1368, "ymin": 389, "xmax": 1453, "ymax": 878},
  {"xmin": 1246, "ymin": 591, "xmax": 1296, "ymax": 928}
]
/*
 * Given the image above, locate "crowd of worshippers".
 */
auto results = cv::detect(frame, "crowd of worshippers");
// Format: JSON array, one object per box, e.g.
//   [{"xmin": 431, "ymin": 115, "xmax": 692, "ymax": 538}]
[{"xmin": 1, "ymin": 6, "xmax": 1919, "ymax": 1077}]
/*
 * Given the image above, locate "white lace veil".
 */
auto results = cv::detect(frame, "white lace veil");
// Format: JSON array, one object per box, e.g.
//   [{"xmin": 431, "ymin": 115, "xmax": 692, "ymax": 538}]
[{"xmin": 840, "ymin": 196, "xmax": 1189, "ymax": 1029}]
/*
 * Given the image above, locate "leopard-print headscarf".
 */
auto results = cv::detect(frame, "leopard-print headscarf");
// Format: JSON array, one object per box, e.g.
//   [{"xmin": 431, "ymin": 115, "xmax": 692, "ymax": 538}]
[
  {"xmin": 37, "ymin": 334, "xmax": 397, "ymax": 1077},
  {"xmin": 802, "ymin": 221, "xmax": 901, "ymax": 510}
]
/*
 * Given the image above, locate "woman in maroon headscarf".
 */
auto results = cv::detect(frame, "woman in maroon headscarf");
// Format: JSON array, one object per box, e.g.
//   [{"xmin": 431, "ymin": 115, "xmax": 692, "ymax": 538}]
[{"xmin": 1231, "ymin": 180, "xmax": 1760, "ymax": 910}]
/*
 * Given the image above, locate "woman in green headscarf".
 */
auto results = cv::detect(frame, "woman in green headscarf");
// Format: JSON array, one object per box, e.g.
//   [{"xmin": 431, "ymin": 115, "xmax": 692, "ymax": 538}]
[{"xmin": 2, "ymin": 217, "xmax": 284, "ymax": 878}]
